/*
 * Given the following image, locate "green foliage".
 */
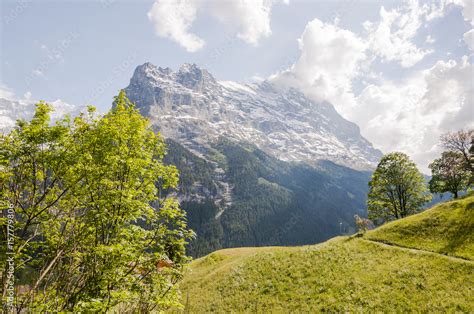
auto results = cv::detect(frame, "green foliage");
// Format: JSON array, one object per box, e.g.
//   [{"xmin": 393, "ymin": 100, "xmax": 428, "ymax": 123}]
[
  {"xmin": 0, "ymin": 91, "xmax": 193, "ymax": 312},
  {"xmin": 175, "ymin": 196, "xmax": 474, "ymax": 312},
  {"xmin": 429, "ymin": 151, "xmax": 471, "ymax": 198},
  {"xmin": 368, "ymin": 152, "xmax": 431, "ymax": 223},
  {"xmin": 366, "ymin": 193, "xmax": 474, "ymax": 260}
]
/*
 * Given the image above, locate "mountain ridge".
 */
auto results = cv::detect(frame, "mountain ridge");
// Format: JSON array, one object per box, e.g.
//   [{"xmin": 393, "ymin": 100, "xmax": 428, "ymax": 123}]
[
  {"xmin": 122, "ymin": 62, "xmax": 384, "ymax": 257},
  {"xmin": 125, "ymin": 62, "xmax": 382, "ymax": 171}
]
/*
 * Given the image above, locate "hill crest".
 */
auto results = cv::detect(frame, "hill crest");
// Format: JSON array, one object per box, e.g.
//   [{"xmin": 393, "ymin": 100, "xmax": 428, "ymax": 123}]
[{"xmin": 176, "ymin": 195, "xmax": 474, "ymax": 312}]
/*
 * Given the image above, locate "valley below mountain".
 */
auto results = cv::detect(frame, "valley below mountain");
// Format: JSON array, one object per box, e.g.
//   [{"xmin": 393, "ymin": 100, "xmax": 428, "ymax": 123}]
[{"xmin": 124, "ymin": 62, "xmax": 382, "ymax": 257}]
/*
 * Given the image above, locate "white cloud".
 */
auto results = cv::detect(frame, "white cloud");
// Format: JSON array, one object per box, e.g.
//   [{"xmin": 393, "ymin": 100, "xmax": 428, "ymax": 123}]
[
  {"xmin": 147, "ymin": 0, "xmax": 204, "ymax": 52},
  {"xmin": 463, "ymin": 29, "xmax": 474, "ymax": 50},
  {"xmin": 350, "ymin": 57, "xmax": 473, "ymax": 173},
  {"xmin": 425, "ymin": 35, "xmax": 436, "ymax": 44},
  {"xmin": 269, "ymin": 0, "xmax": 459, "ymax": 116},
  {"xmin": 452, "ymin": 0, "xmax": 474, "ymax": 25},
  {"xmin": 208, "ymin": 0, "xmax": 288, "ymax": 45},
  {"xmin": 426, "ymin": 0, "xmax": 473, "ymax": 26},
  {"xmin": 0, "ymin": 85, "xmax": 15, "ymax": 100},
  {"xmin": 364, "ymin": 0, "xmax": 437, "ymax": 68},
  {"xmin": 448, "ymin": 0, "xmax": 474, "ymax": 52},
  {"xmin": 268, "ymin": 0, "xmax": 473, "ymax": 172},
  {"xmin": 270, "ymin": 18, "xmax": 366, "ymax": 114},
  {"xmin": 147, "ymin": 0, "xmax": 287, "ymax": 51},
  {"xmin": 353, "ymin": 78, "xmax": 426, "ymax": 158},
  {"xmin": 32, "ymin": 69, "xmax": 44, "ymax": 77}
]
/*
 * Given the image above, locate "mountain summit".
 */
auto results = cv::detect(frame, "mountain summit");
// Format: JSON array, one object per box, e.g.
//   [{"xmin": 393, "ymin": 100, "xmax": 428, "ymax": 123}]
[
  {"xmin": 124, "ymin": 62, "xmax": 381, "ymax": 256},
  {"xmin": 125, "ymin": 62, "xmax": 382, "ymax": 170}
]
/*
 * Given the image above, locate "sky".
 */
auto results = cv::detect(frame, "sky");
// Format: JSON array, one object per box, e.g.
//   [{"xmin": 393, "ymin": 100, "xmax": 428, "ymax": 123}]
[{"xmin": 1, "ymin": 0, "xmax": 473, "ymax": 172}]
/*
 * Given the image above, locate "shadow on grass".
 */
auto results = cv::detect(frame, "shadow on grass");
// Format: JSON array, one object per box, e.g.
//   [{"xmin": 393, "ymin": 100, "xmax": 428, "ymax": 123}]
[{"xmin": 440, "ymin": 201, "xmax": 474, "ymax": 258}]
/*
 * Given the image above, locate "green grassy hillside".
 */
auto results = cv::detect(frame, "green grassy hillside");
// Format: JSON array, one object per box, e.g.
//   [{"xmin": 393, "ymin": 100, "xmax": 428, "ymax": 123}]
[
  {"xmin": 365, "ymin": 193, "xmax": 474, "ymax": 260},
  {"xmin": 173, "ymin": 195, "xmax": 474, "ymax": 312}
]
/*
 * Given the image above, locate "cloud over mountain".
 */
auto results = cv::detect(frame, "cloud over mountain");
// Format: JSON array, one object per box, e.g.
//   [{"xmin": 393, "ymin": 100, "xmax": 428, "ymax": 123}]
[{"xmin": 269, "ymin": 0, "xmax": 473, "ymax": 172}]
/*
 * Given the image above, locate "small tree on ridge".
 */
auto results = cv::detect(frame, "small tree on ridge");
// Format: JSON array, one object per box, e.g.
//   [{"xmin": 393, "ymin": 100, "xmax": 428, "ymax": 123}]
[{"xmin": 368, "ymin": 152, "xmax": 431, "ymax": 223}]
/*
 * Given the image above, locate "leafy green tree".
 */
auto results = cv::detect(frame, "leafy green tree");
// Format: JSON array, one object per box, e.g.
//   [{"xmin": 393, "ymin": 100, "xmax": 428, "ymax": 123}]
[
  {"xmin": 429, "ymin": 151, "xmax": 470, "ymax": 198},
  {"xmin": 0, "ymin": 91, "xmax": 193, "ymax": 312},
  {"xmin": 368, "ymin": 152, "xmax": 431, "ymax": 223}
]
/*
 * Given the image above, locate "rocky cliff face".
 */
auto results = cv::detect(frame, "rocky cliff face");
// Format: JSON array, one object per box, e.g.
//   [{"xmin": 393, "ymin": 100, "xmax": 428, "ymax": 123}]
[{"xmin": 125, "ymin": 62, "xmax": 382, "ymax": 171}]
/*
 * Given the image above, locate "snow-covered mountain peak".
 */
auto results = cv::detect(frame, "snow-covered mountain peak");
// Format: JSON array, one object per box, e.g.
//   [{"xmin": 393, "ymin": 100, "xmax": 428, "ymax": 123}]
[
  {"xmin": 0, "ymin": 97, "xmax": 80, "ymax": 132},
  {"xmin": 177, "ymin": 63, "xmax": 216, "ymax": 91},
  {"xmin": 130, "ymin": 62, "xmax": 218, "ymax": 95},
  {"xmin": 125, "ymin": 62, "xmax": 382, "ymax": 170}
]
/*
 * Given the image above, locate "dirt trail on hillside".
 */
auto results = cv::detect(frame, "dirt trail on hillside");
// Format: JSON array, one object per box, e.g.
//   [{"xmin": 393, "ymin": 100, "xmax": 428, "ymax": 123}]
[{"xmin": 361, "ymin": 238, "xmax": 474, "ymax": 264}]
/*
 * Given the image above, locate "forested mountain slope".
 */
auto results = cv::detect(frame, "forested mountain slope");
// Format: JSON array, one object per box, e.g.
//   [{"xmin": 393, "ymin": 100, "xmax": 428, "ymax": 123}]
[{"xmin": 163, "ymin": 139, "xmax": 371, "ymax": 257}]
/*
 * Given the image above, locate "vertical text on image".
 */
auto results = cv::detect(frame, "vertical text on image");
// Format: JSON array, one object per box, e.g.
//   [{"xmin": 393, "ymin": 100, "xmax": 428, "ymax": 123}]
[{"xmin": 3, "ymin": 201, "xmax": 15, "ymax": 311}]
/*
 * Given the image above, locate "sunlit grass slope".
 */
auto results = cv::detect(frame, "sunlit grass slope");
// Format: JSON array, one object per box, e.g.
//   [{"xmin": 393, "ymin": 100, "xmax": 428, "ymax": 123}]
[
  {"xmin": 366, "ymin": 193, "xmax": 474, "ymax": 260},
  {"xmin": 175, "ymin": 195, "xmax": 474, "ymax": 312}
]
